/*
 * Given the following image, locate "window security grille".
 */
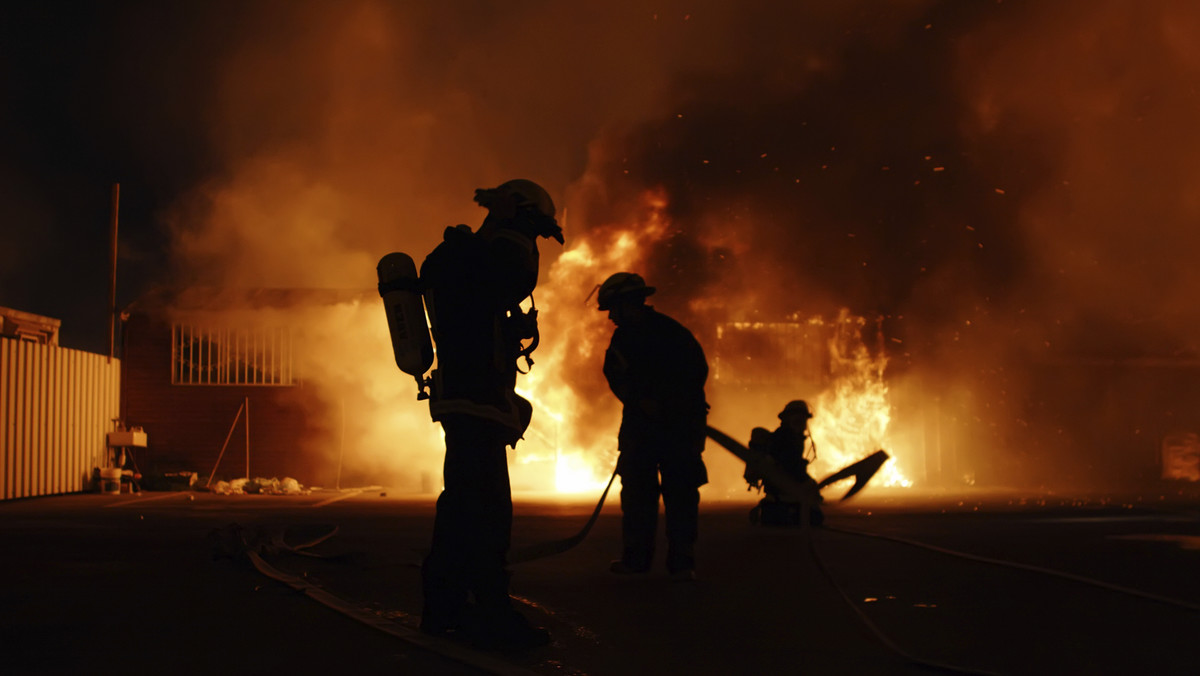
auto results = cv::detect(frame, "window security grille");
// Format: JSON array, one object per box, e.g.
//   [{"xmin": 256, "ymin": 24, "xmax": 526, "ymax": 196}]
[{"xmin": 171, "ymin": 323, "xmax": 295, "ymax": 386}]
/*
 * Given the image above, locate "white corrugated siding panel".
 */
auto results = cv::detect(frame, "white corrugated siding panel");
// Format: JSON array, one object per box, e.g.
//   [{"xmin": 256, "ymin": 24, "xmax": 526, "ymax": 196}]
[{"xmin": 0, "ymin": 339, "xmax": 120, "ymax": 500}]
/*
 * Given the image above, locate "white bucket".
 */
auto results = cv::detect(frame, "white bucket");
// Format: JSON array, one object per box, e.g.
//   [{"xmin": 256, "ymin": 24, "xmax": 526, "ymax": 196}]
[{"xmin": 99, "ymin": 467, "xmax": 122, "ymax": 495}]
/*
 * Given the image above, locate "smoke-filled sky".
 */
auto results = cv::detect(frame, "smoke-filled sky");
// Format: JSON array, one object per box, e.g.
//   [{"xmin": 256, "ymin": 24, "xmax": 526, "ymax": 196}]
[
  {"xmin": 4, "ymin": 0, "xmax": 1199, "ymax": 358},
  {"xmin": 5, "ymin": 0, "xmax": 1200, "ymax": 488},
  {"xmin": 1, "ymin": 0, "xmax": 764, "ymax": 352}
]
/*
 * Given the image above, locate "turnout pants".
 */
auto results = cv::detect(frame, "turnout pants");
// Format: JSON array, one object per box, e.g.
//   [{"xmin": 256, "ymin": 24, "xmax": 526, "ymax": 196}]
[
  {"xmin": 617, "ymin": 450, "xmax": 706, "ymax": 573},
  {"xmin": 422, "ymin": 416, "xmax": 514, "ymax": 625}
]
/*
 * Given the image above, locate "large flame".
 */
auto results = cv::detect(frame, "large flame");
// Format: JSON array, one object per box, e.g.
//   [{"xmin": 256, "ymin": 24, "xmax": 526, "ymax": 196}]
[
  {"xmin": 114, "ymin": 0, "xmax": 1200, "ymax": 497},
  {"xmin": 807, "ymin": 310, "xmax": 911, "ymax": 489},
  {"xmin": 506, "ymin": 188, "xmax": 677, "ymax": 493},
  {"xmin": 510, "ymin": 189, "xmax": 912, "ymax": 497}
]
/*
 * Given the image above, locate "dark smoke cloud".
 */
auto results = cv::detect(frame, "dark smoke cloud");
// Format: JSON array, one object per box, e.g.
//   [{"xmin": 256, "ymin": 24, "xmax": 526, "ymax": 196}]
[
  {"xmin": 559, "ymin": 0, "xmax": 1200, "ymax": 489},
  {"xmin": 570, "ymin": 1, "xmax": 1200, "ymax": 354},
  {"xmin": 159, "ymin": 0, "xmax": 787, "ymax": 288},
  {"xmin": 572, "ymin": 2, "xmax": 1028, "ymax": 330},
  {"xmin": 961, "ymin": 1, "xmax": 1200, "ymax": 351}
]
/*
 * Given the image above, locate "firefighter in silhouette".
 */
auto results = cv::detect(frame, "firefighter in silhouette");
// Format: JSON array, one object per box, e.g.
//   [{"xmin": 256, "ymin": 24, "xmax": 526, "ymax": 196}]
[
  {"xmin": 418, "ymin": 179, "xmax": 563, "ymax": 650},
  {"xmin": 597, "ymin": 272, "xmax": 709, "ymax": 581},
  {"xmin": 745, "ymin": 400, "xmax": 824, "ymax": 527}
]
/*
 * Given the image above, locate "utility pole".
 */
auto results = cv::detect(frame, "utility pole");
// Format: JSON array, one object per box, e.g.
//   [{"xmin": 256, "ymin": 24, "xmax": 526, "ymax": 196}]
[{"xmin": 108, "ymin": 183, "xmax": 120, "ymax": 363}]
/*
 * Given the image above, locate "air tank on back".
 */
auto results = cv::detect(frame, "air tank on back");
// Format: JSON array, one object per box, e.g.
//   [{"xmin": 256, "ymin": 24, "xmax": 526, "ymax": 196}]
[{"xmin": 377, "ymin": 252, "xmax": 434, "ymax": 399}]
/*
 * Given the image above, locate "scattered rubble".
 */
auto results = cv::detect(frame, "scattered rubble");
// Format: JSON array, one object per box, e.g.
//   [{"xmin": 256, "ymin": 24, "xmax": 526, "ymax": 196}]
[{"xmin": 210, "ymin": 477, "xmax": 309, "ymax": 495}]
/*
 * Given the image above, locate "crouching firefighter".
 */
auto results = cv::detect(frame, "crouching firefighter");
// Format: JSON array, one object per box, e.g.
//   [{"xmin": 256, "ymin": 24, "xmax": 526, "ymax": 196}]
[
  {"xmin": 745, "ymin": 400, "xmax": 825, "ymax": 527},
  {"xmin": 379, "ymin": 179, "xmax": 563, "ymax": 650}
]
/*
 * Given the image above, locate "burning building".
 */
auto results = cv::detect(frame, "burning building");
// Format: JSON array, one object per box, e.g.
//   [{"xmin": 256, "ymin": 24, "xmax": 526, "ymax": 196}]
[
  {"xmin": 119, "ymin": 286, "xmax": 444, "ymax": 489},
  {"xmin": 79, "ymin": 0, "xmax": 1200, "ymax": 497}
]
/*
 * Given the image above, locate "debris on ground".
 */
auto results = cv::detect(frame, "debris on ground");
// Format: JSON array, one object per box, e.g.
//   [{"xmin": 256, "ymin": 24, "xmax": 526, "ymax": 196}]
[{"xmin": 210, "ymin": 477, "xmax": 309, "ymax": 495}]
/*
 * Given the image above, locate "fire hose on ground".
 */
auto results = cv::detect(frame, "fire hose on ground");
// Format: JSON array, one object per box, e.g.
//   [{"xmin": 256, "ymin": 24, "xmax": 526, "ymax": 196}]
[
  {"xmin": 508, "ymin": 466, "xmax": 619, "ymax": 564},
  {"xmin": 510, "ymin": 425, "xmax": 889, "ymax": 563},
  {"xmin": 218, "ymin": 424, "xmax": 1200, "ymax": 676}
]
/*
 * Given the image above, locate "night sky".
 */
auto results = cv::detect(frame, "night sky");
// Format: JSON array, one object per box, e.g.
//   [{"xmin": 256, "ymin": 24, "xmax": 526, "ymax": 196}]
[{"xmin": 2, "ymin": 1, "xmax": 226, "ymax": 353}]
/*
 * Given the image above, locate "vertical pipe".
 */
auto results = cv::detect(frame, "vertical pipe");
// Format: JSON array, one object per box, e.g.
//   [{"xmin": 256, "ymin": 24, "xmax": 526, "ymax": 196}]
[
  {"xmin": 244, "ymin": 396, "xmax": 250, "ymax": 479},
  {"xmin": 108, "ymin": 183, "xmax": 119, "ymax": 363},
  {"xmin": 205, "ymin": 400, "xmax": 244, "ymax": 487},
  {"xmin": 118, "ymin": 307, "xmax": 128, "ymax": 426}
]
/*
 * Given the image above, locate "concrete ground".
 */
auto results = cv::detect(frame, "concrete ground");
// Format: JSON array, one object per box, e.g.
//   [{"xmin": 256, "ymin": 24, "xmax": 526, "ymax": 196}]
[{"xmin": 3, "ymin": 485, "xmax": 1200, "ymax": 675}]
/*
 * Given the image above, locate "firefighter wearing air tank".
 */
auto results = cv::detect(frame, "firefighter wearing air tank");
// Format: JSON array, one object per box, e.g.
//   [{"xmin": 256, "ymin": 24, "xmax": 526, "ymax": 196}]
[
  {"xmin": 415, "ymin": 179, "xmax": 562, "ymax": 650},
  {"xmin": 746, "ymin": 400, "xmax": 825, "ymax": 527},
  {"xmin": 598, "ymin": 272, "xmax": 709, "ymax": 581}
]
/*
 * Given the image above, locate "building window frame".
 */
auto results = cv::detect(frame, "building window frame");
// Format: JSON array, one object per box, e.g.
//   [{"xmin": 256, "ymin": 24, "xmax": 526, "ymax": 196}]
[{"xmin": 171, "ymin": 322, "xmax": 295, "ymax": 386}]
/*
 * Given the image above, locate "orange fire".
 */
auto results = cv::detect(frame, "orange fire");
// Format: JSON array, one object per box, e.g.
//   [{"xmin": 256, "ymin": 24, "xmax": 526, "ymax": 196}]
[
  {"xmin": 508, "ymin": 188, "xmax": 912, "ymax": 497},
  {"xmin": 506, "ymin": 187, "xmax": 677, "ymax": 493},
  {"xmin": 806, "ymin": 310, "xmax": 911, "ymax": 489}
]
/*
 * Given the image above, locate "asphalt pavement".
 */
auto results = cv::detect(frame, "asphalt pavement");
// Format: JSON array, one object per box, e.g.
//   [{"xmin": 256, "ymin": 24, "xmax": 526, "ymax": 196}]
[{"xmin": 3, "ymin": 485, "xmax": 1200, "ymax": 675}]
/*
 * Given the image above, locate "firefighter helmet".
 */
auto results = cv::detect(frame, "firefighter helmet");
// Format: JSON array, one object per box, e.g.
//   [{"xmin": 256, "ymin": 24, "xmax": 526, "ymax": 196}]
[
  {"xmin": 597, "ymin": 272, "xmax": 656, "ymax": 311},
  {"xmin": 473, "ymin": 179, "xmax": 563, "ymax": 243},
  {"xmin": 779, "ymin": 400, "xmax": 813, "ymax": 420}
]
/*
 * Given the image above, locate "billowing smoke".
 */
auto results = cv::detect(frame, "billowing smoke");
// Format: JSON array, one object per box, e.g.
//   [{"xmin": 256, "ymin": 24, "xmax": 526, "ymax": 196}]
[
  {"xmin": 159, "ymin": 0, "xmax": 746, "ymax": 487},
  {"xmin": 552, "ymin": 0, "xmax": 1200, "ymax": 491},
  {"xmin": 156, "ymin": 0, "xmax": 1200, "ymax": 491}
]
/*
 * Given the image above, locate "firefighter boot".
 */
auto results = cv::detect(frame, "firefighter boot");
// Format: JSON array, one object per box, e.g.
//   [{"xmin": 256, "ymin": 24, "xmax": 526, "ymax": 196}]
[
  {"xmin": 666, "ymin": 543, "xmax": 696, "ymax": 582},
  {"xmin": 609, "ymin": 546, "xmax": 652, "ymax": 574},
  {"xmin": 459, "ymin": 603, "xmax": 551, "ymax": 651},
  {"xmin": 419, "ymin": 560, "xmax": 468, "ymax": 635}
]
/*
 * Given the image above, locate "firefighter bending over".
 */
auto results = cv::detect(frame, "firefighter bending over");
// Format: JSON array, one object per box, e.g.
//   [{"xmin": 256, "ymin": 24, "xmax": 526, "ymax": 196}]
[
  {"xmin": 745, "ymin": 400, "xmax": 824, "ymax": 527},
  {"xmin": 418, "ymin": 179, "xmax": 563, "ymax": 650},
  {"xmin": 598, "ymin": 272, "xmax": 709, "ymax": 581}
]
